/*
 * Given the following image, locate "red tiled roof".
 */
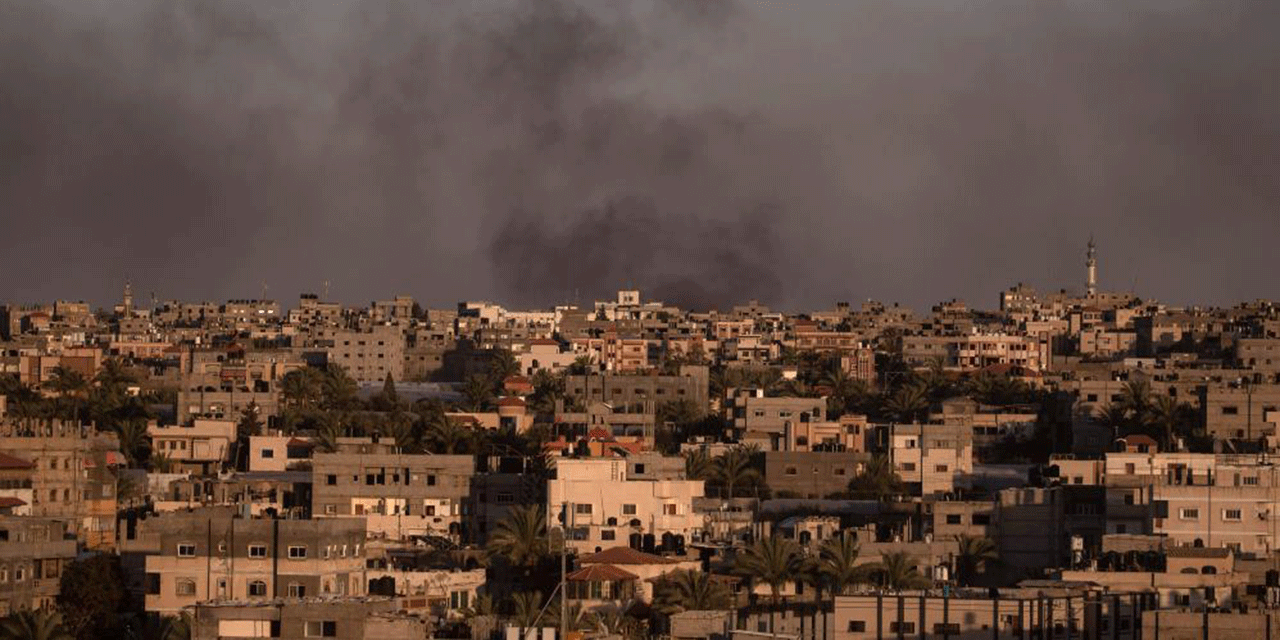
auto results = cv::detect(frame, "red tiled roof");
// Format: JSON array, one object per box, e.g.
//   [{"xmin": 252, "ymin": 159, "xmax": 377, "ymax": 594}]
[
  {"xmin": 1122, "ymin": 434, "xmax": 1158, "ymax": 446},
  {"xmin": 586, "ymin": 428, "xmax": 614, "ymax": 441},
  {"xmin": 580, "ymin": 546, "xmax": 678, "ymax": 566},
  {"xmin": 0, "ymin": 453, "xmax": 34, "ymax": 470},
  {"xmin": 530, "ymin": 339, "xmax": 560, "ymax": 346},
  {"xmin": 0, "ymin": 497, "xmax": 26, "ymax": 508},
  {"xmin": 497, "ymin": 397, "xmax": 527, "ymax": 407},
  {"xmin": 286, "ymin": 438, "xmax": 314, "ymax": 448},
  {"xmin": 566, "ymin": 564, "xmax": 639, "ymax": 582}
]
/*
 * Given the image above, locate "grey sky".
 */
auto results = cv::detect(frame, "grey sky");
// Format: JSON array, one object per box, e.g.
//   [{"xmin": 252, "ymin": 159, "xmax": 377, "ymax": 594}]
[{"xmin": 1, "ymin": 0, "xmax": 1277, "ymax": 312}]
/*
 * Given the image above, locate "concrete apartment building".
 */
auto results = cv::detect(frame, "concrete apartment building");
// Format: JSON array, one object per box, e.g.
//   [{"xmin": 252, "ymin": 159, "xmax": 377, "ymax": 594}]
[
  {"xmin": 0, "ymin": 419, "xmax": 120, "ymax": 549},
  {"xmin": 1200, "ymin": 383, "xmax": 1280, "ymax": 440},
  {"xmin": 311, "ymin": 452, "xmax": 474, "ymax": 541},
  {"xmin": 134, "ymin": 509, "xmax": 366, "ymax": 614},
  {"xmin": 764, "ymin": 451, "xmax": 871, "ymax": 499},
  {"xmin": 148, "ymin": 418, "xmax": 235, "ymax": 473},
  {"xmin": 322, "ymin": 325, "xmax": 406, "ymax": 383},
  {"xmin": 547, "ymin": 457, "xmax": 705, "ymax": 554},
  {"xmin": 0, "ymin": 452, "xmax": 33, "ymax": 515},
  {"xmin": 877, "ymin": 423, "xmax": 974, "ymax": 496},
  {"xmin": 249, "ymin": 436, "xmax": 314, "ymax": 473},
  {"xmin": 0, "ymin": 516, "xmax": 77, "ymax": 614},
  {"xmin": 191, "ymin": 597, "xmax": 425, "ymax": 640},
  {"xmin": 176, "ymin": 383, "xmax": 281, "ymax": 425},
  {"xmin": 564, "ymin": 366, "xmax": 710, "ymax": 415}
]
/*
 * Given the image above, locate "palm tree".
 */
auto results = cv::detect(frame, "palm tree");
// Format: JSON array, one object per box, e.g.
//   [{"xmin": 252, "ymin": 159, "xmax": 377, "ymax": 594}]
[
  {"xmin": 462, "ymin": 594, "xmax": 498, "ymax": 640},
  {"xmin": 871, "ymin": 551, "xmax": 931, "ymax": 591},
  {"xmin": 487, "ymin": 505, "xmax": 549, "ymax": 569},
  {"xmin": 846, "ymin": 454, "xmax": 904, "ymax": 500},
  {"xmin": 817, "ymin": 533, "xmax": 868, "ymax": 596},
  {"xmin": 734, "ymin": 536, "xmax": 805, "ymax": 634},
  {"xmin": 321, "ymin": 366, "xmax": 360, "ymax": 410},
  {"xmin": 955, "ymin": 535, "xmax": 998, "ymax": 586},
  {"xmin": 683, "ymin": 450, "xmax": 715, "ymax": 481},
  {"xmin": 0, "ymin": 609, "xmax": 73, "ymax": 640},
  {"xmin": 378, "ymin": 412, "xmax": 418, "ymax": 452},
  {"xmin": 94, "ymin": 358, "xmax": 136, "ymax": 392},
  {"xmin": 44, "ymin": 366, "xmax": 89, "ymax": 422},
  {"xmin": 280, "ymin": 368, "xmax": 324, "ymax": 411},
  {"xmin": 653, "ymin": 569, "xmax": 732, "ymax": 614},
  {"xmin": 1096, "ymin": 403, "xmax": 1129, "ymax": 433},
  {"xmin": 1116, "ymin": 379, "xmax": 1151, "ymax": 418},
  {"xmin": 1144, "ymin": 395, "xmax": 1190, "ymax": 450},
  {"xmin": 425, "ymin": 418, "xmax": 474, "ymax": 455},
  {"xmin": 313, "ymin": 416, "xmax": 344, "ymax": 454},
  {"xmin": 884, "ymin": 382, "xmax": 930, "ymax": 423},
  {"xmin": 712, "ymin": 447, "xmax": 760, "ymax": 499},
  {"xmin": 488, "ymin": 350, "xmax": 521, "ymax": 385},
  {"xmin": 508, "ymin": 591, "xmax": 546, "ymax": 629},
  {"xmin": 567, "ymin": 355, "xmax": 594, "ymax": 376},
  {"xmin": 460, "ymin": 375, "xmax": 496, "ymax": 412},
  {"xmin": 116, "ymin": 418, "xmax": 151, "ymax": 468}
]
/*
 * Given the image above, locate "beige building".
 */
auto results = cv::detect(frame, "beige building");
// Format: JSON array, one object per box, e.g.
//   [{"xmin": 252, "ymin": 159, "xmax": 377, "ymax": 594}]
[
  {"xmin": 134, "ymin": 509, "xmax": 366, "ymax": 615},
  {"xmin": 322, "ymin": 325, "xmax": 407, "ymax": 383},
  {"xmin": 881, "ymin": 423, "xmax": 973, "ymax": 496},
  {"xmin": 547, "ymin": 457, "xmax": 705, "ymax": 554},
  {"xmin": 0, "ymin": 516, "xmax": 77, "ymax": 614},
  {"xmin": 0, "ymin": 419, "xmax": 121, "ymax": 549},
  {"xmin": 148, "ymin": 418, "xmax": 235, "ymax": 473},
  {"xmin": 311, "ymin": 452, "xmax": 473, "ymax": 541},
  {"xmin": 191, "ymin": 597, "xmax": 425, "ymax": 640}
]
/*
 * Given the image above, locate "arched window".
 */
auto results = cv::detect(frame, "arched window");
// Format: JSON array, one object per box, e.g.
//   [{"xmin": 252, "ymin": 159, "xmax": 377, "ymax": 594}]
[
  {"xmin": 1202, "ymin": 566, "xmax": 1218, "ymax": 575},
  {"xmin": 249, "ymin": 580, "xmax": 268, "ymax": 596},
  {"xmin": 1179, "ymin": 567, "xmax": 1198, "ymax": 574},
  {"xmin": 176, "ymin": 579, "xmax": 197, "ymax": 596}
]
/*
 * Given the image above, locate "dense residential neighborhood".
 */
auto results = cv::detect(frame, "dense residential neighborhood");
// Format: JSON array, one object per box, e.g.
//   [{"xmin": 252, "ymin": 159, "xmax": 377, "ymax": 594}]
[{"xmin": 3, "ymin": 247, "xmax": 1280, "ymax": 639}]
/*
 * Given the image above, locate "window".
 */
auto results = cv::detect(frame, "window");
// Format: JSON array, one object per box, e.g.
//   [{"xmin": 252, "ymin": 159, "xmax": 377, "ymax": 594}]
[
  {"xmin": 973, "ymin": 514, "xmax": 991, "ymax": 525},
  {"xmin": 13, "ymin": 567, "xmax": 23, "ymax": 582},
  {"xmin": 847, "ymin": 621, "xmax": 866, "ymax": 632},
  {"xmin": 1244, "ymin": 476, "xmax": 1259, "ymax": 486},
  {"xmin": 935, "ymin": 464, "xmax": 949, "ymax": 472},
  {"xmin": 1180, "ymin": 508, "xmax": 1199, "ymax": 520},
  {"xmin": 288, "ymin": 583, "xmax": 306, "ymax": 597},
  {"xmin": 288, "ymin": 546, "xmax": 308, "ymax": 559},
  {"xmin": 890, "ymin": 622, "xmax": 915, "ymax": 634},
  {"xmin": 261, "ymin": 449, "xmax": 274, "ymax": 459},
  {"xmin": 326, "ymin": 475, "xmax": 337, "ymax": 486},
  {"xmin": 601, "ymin": 530, "xmax": 615, "ymax": 541},
  {"xmin": 785, "ymin": 466, "xmax": 798, "ymax": 476},
  {"xmin": 427, "ymin": 475, "xmax": 436, "ymax": 486},
  {"xmin": 900, "ymin": 463, "xmax": 916, "ymax": 471},
  {"xmin": 176, "ymin": 579, "xmax": 197, "ymax": 596},
  {"xmin": 575, "ymin": 504, "xmax": 592, "ymax": 515},
  {"xmin": 945, "ymin": 514, "xmax": 962, "ymax": 525},
  {"xmin": 305, "ymin": 621, "xmax": 337, "ymax": 637},
  {"xmin": 663, "ymin": 504, "xmax": 678, "ymax": 515},
  {"xmin": 177, "ymin": 544, "xmax": 197, "ymax": 558},
  {"xmin": 1223, "ymin": 406, "xmax": 1239, "ymax": 415},
  {"xmin": 634, "ymin": 464, "xmax": 646, "ymax": 474},
  {"xmin": 324, "ymin": 504, "xmax": 337, "ymax": 515},
  {"xmin": 495, "ymin": 493, "xmax": 514, "ymax": 504},
  {"xmin": 835, "ymin": 468, "xmax": 846, "ymax": 476},
  {"xmin": 1223, "ymin": 509, "xmax": 1243, "ymax": 522},
  {"xmin": 248, "ymin": 544, "xmax": 268, "ymax": 558},
  {"xmin": 249, "ymin": 580, "xmax": 268, "ymax": 596},
  {"xmin": 1125, "ymin": 463, "xmax": 1136, "ymax": 474},
  {"xmin": 451, "ymin": 591, "xmax": 470, "ymax": 610},
  {"xmin": 934, "ymin": 623, "xmax": 961, "ymax": 634},
  {"xmin": 622, "ymin": 504, "xmax": 637, "ymax": 515}
]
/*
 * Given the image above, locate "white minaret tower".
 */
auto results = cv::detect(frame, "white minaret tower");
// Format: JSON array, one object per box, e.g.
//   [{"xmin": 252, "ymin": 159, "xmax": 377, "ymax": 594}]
[{"xmin": 1086, "ymin": 237, "xmax": 1097, "ymax": 297}]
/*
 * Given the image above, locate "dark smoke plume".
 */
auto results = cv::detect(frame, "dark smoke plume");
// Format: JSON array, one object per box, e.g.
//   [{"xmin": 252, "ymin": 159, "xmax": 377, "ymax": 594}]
[{"xmin": 1, "ymin": 0, "xmax": 1279, "ymax": 310}]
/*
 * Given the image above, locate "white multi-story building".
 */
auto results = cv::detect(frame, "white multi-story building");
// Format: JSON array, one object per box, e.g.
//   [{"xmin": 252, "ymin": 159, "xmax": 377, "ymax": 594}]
[{"xmin": 546, "ymin": 458, "xmax": 704, "ymax": 554}]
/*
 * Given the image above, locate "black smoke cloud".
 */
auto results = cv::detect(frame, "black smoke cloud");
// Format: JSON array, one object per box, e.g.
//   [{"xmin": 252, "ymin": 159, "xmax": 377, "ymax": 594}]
[{"xmin": 1, "ymin": 1, "xmax": 1279, "ymax": 311}]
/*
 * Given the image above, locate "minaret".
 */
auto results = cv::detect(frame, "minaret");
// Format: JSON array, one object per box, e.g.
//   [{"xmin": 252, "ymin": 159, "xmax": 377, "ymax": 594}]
[
  {"xmin": 1086, "ymin": 237, "xmax": 1097, "ymax": 297},
  {"xmin": 122, "ymin": 280, "xmax": 134, "ymax": 316}
]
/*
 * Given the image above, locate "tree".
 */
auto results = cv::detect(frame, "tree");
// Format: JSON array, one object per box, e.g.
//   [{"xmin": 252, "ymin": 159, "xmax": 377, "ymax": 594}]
[
  {"xmin": 846, "ymin": 454, "xmax": 903, "ymax": 500},
  {"xmin": 115, "ymin": 418, "xmax": 150, "ymax": 468},
  {"xmin": 1116, "ymin": 379, "xmax": 1151, "ymax": 418},
  {"xmin": 313, "ymin": 416, "xmax": 344, "ymax": 453},
  {"xmin": 460, "ymin": 375, "xmax": 496, "ymax": 412},
  {"xmin": 94, "ymin": 359, "xmax": 136, "ymax": 393},
  {"xmin": 884, "ymin": 383, "xmax": 930, "ymax": 423},
  {"xmin": 124, "ymin": 612, "xmax": 192, "ymax": 640},
  {"xmin": 487, "ymin": 505, "xmax": 549, "ymax": 569},
  {"xmin": 870, "ymin": 551, "xmax": 931, "ymax": 591},
  {"xmin": 683, "ymin": 450, "xmax": 715, "ymax": 481},
  {"xmin": 461, "ymin": 594, "xmax": 498, "ymax": 640},
  {"xmin": 488, "ymin": 350, "xmax": 521, "ymax": 386},
  {"xmin": 57, "ymin": 554, "xmax": 128, "ymax": 640},
  {"xmin": 567, "ymin": 356, "xmax": 594, "ymax": 376},
  {"xmin": 734, "ymin": 536, "xmax": 804, "ymax": 634},
  {"xmin": 378, "ymin": 412, "xmax": 418, "ymax": 452},
  {"xmin": 652, "ymin": 569, "xmax": 731, "ymax": 614},
  {"xmin": 320, "ymin": 366, "xmax": 359, "ymax": 410},
  {"xmin": 44, "ymin": 366, "xmax": 89, "ymax": 423},
  {"xmin": 817, "ymin": 533, "xmax": 868, "ymax": 596},
  {"xmin": 425, "ymin": 417, "xmax": 473, "ymax": 455},
  {"xmin": 0, "ymin": 609, "xmax": 73, "ymax": 640},
  {"xmin": 280, "ymin": 368, "xmax": 324, "ymax": 411},
  {"xmin": 374, "ymin": 373, "xmax": 400, "ymax": 411},
  {"xmin": 231, "ymin": 402, "xmax": 264, "ymax": 471},
  {"xmin": 1144, "ymin": 395, "xmax": 1191, "ymax": 450},
  {"xmin": 508, "ymin": 591, "xmax": 546, "ymax": 629},
  {"xmin": 711, "ymin": 446, "xmax": 760, "ymax": 499},
  {"xmin": 955, "ymin": 535, "xmax": 998, "ymax": 586}
]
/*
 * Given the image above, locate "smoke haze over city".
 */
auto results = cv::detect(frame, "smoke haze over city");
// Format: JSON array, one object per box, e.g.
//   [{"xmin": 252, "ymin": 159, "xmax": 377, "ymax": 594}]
[{"xmin": 2, "ymin": 0, "xmax": 1278, "ymax": 310}]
